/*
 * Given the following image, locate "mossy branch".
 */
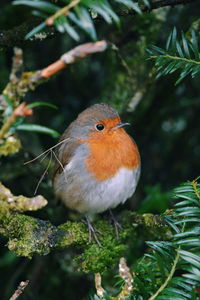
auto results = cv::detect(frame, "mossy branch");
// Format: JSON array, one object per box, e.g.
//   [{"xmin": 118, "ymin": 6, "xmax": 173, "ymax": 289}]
[
  {"xmin": 0, "ymin": 183, "xmax": 171, "ymax": 273},
  {"xmin": 0, "ymin": 182, "xmax": 47, "ymax": 211},
  {"xmin": 0, "ymin": 0, "xmax": 199, "ymax": 48}
]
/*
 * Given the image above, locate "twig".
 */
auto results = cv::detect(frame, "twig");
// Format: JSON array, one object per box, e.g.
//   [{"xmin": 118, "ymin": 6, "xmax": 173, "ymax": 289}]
[
  {"xmin": 39, "ymin": 41, "xmax": 107, "ymax": 78},
  {"xmin": 52, "ymin": 149, "xmax": 67, "ymax": 182},
  {"xmin": 148, "ymin": 248, "xmax": 180, "ymax": 300},
  {"xmin": 34, "ymin": 150, "xmax": 53, "ymax": 195},
  {"xmin": 46, "ymin": 0, "xmax": 80, "ymax": 26},
  {"xmin": 0, "ymin": 102, "xmax": 32, "ymax": 139},
  {"xmin": 10, "ymin": 48, "xmax": 23, "ymax": 84},
  {"xmin": 95, "ymin": 273, "xmax": 105, "ymax": 300},
  {"xmin": 2, "ymin": 41, "xmax": 107, "ymax": 103},
  {"xmin": 118, "ymin": 257, "xmax": 133, "ymax": 300},
  {"xmin": 24, "ymin": 137, "xmax": 70, "ymax": 164},
  {"xmin": 9, "ymin": 280, "xmax": 29, "ymax": 300}
]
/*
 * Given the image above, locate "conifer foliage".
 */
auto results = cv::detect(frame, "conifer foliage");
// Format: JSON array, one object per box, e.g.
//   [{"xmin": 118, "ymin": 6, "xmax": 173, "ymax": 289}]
[
  {"xmin": 13, "ymin": 0, "xmax": 145, "ymax": 41},
  {"xmin": 92, "ymin": 179, "xmax": 200, "ymax": 299},
  {"xmin": 148, "ymin": 28, "xmax": 200, "ymax": 84}
]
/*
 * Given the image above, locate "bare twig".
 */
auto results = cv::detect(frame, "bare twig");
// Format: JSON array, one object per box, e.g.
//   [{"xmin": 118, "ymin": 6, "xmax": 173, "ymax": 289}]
[
  {"xmin": 34, "ymin": 150, "xmax": 53, "ymax": 195},
  {"xmin": 39, "ymin": 41, "xmax": 107, "ymax": 78},
  {"xmin": 118, "ymin": 257, "xmax": 133, "ymax": 299},
  {"xmin": 2, "ymin": 41, "xmax": 107, "ymax": 104},
  {"xmin": 10, "ymin": 48, "xmax": 23, "ymax": 84},
  {"xmin": 52, "ymin": 149, "xmax": 67, "ymax": 182},
  {"xmin": 24, "ymin": 137, "xmax": 70, "ymax": 164},
  {"xmin": 95, "ymin": 273, "xmax": 105, "ymax": 300},
  {"xmin": 9, "ymin": 280, "xmax": 29, "ymax": 300}
]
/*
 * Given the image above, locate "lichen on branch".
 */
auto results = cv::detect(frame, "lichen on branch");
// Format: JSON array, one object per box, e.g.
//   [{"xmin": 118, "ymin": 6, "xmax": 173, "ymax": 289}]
[{"xmin": 0, "ymin": 182, "xmax": 47, "ymax": 211}]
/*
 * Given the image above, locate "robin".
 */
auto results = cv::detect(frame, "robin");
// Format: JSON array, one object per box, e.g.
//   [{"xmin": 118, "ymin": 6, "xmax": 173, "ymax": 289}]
[{"xmin": 53, "ymin": 103, "xmax": 140, "ymax": 245}]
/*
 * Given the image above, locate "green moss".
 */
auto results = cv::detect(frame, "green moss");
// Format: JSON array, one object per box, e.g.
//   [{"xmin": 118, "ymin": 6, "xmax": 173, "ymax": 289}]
[
  {"xmin": 58, "ymin": 221, "xmax": 88, "ymax": 246},
  {"xmin": 78, "ymin": 241, "xmax": 126, "ymax": 274},
  {"xmin": 0, "ymin": 205, "xmax": 58, "ymax": 257},
  {"xmin": 73, "ymin": 218, "xmax": 133, "ymax": 273}
]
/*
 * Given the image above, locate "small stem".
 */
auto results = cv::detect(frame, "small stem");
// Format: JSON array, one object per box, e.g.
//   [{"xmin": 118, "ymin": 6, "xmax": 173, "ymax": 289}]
[
  {"xmin": 0, "ymin": 102, "xmax": 32, "ymax": 139},
  {"xmin": 9, "ymin": 280, "xmax": 29, "ymax": 300},
  {"xmin": 151, "ymin": 54, "xmax": 200, "ymax": 65},
  {"xmin": 0, "ymin": 112, "xmax": 16, "ymax": 139},
  {"xmin": 191, "ymin": 180, "xmax": 200, "ymax": 200},
  {"xmin": 46, "ymin": 0, "xmax": 80, "ymax": 26},
  {"xmin": 149, "ymin": 221, "xmax": 186, "ymax": 300},
  {"xmin": 148, "ymin": 247, "xmax": 180, "ymax": 300}
]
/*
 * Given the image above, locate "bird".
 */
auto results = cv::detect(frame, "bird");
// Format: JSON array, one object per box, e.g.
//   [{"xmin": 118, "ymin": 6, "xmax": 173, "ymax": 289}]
[{"xmin": 53, "ymin": 103, "xmax": 140, "ymax": 246}]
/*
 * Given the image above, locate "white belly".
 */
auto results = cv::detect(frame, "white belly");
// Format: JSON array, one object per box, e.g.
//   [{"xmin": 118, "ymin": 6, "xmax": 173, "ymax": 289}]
[
  {"xmin": 54, "ymin": 163, "xmax": 140, "ymax": 215},
  {"xmin": 83, "ymin": 167, "xmax": 140, "ymax": 214}
]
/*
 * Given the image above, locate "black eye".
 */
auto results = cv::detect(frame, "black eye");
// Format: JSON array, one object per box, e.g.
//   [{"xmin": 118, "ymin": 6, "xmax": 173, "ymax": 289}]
[{"xmin": 95, "ymin": 124, "xmax": 105, "ymax": 131}]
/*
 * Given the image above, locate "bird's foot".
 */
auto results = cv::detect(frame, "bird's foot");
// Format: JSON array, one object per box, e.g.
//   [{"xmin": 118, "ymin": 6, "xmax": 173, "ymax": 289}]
[
  {"xmin": 82, "ymin": 218, "xmax": 103, "ymax": 247},
  {"xmin": 109, "ymin": 210, "xmax": 122, "ymax": 240}
]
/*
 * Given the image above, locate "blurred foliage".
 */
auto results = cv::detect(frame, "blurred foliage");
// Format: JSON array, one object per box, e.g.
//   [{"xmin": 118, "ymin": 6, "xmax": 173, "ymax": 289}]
[{"xmin": 0, "ymin": 0, "xmax": 200, "ymax": 299}]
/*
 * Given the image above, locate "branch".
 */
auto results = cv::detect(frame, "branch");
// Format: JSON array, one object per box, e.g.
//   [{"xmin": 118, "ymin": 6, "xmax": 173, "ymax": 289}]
[
  {"xmin": 117, "ymin": 0, "xmax": 199, "ymax": 16},
  {"xmin": 0, "ymin": 0, "xmax": 199, "ymax": 48},
  {"xmin": 9, "ymin": 280, "xmax": 29, "ymax": 300},
  {"xmin": 0, "ymin": 17, "xmax": 43, "ymax": 48},
  {"xmin": 0, "ymin": 184, "xmax": 171, "ymax": 273},
  {"xmin": 2, "ymin": 41, "xmax": 107, "ymax": 102}
]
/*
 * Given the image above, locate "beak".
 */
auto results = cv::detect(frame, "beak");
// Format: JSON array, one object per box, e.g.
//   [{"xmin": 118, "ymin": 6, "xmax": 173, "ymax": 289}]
[{"xmin": 112, "ymin": 122, "xmax": 131, "ymax": 130}]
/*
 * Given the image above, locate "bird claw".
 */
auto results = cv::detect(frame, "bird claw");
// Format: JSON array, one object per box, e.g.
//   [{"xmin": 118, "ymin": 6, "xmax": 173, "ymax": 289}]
[
  {"xmin": 82, "ymin": 218, "xmax": 103, "ymax": 247},
  {"xmin": 109, "ymin": 210, "xmax": 122, "ymax": 240}
]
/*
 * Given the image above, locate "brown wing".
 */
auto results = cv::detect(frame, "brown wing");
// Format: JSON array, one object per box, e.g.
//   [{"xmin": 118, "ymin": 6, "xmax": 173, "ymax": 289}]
[{"xmin": 53, "ymin": 129, "xmax": 81, "ymax": 178}]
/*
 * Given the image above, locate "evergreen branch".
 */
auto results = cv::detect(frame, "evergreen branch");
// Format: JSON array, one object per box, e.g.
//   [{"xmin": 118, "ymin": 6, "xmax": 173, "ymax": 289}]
[
  {"xmin": 0, "ymin": 0, "xmax": 198, "ymax": 47},
  {"xmin": 148, "ymin": 247, "xmax": 181, "ymax": 300},
  {"xmin": 150, "ymin": 54, "xmax": 200, "ymax": 65},
  {"xmin": 118, "ymin": 0, "xmax": 199, "ymax": 15},
  {"xmin": 148, "ymin": 28, "xmax": 200, "ymax": 84},
  {"xmin": 91, "ymin": 179, "xmax": 200, "ymax": 299},
  {"xmin": 192, "ymin": 179, "xmax": 200, "ymax": 200}
]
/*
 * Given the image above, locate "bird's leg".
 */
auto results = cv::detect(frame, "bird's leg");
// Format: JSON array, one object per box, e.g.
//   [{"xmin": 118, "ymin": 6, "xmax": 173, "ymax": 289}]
[
  {"xmin": 109, "ymin": 210, "xmax": 122, "ymax": 240},
  {"xmin": 81, "ymin": 217, "xmax": 103, "ymax": 247}
]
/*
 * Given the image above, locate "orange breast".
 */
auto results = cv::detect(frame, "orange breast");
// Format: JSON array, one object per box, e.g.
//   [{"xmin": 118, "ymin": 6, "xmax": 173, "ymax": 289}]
[{"xmin": 85, "ymin": 129, "xmax": 140, "ymax": 181}]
